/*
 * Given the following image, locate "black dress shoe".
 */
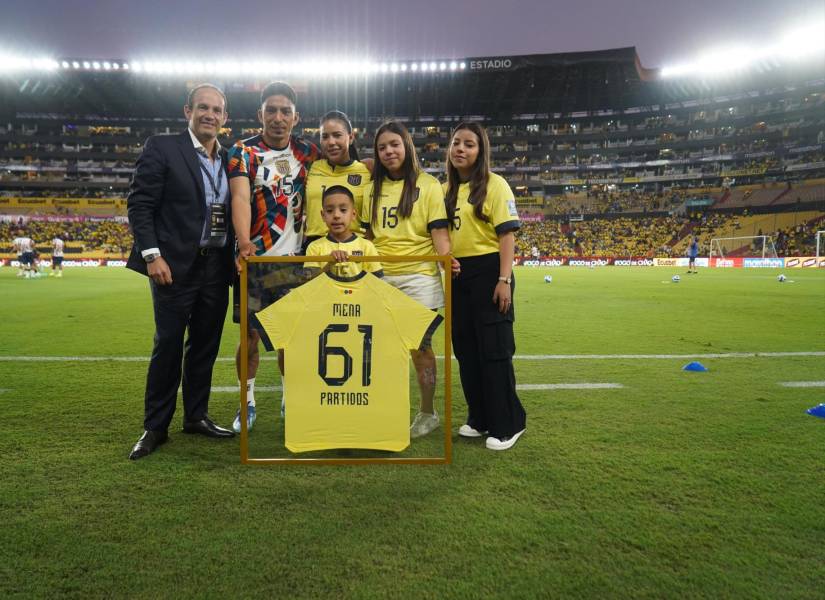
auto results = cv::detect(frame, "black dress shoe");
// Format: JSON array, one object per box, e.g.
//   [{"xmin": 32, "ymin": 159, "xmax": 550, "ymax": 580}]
[
  {"xmin": 129, "ymin": 430, "xmax": 168, "ymax": 460},
  {"xmin": 182, "ymin": 416, "xmax": 235, "ymax": 438}
]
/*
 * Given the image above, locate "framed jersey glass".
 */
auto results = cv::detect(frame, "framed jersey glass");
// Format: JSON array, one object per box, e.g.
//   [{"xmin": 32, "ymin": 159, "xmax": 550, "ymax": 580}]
[{"xmin": 238, "ymin": 254, "xmax": 453, "ymax": 464}]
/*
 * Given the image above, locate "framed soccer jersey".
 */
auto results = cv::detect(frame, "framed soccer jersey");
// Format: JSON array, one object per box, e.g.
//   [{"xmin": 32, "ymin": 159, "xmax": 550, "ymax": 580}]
[{"xmin": 253, "ymin": 271, "xmax": 443, "ymax": 453}]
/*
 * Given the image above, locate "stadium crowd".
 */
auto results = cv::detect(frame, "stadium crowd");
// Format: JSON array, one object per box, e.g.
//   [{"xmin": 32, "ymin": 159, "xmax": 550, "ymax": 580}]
[{"xmin": 0, "ymin": 219, "xmax": 131, "ymax": 254}]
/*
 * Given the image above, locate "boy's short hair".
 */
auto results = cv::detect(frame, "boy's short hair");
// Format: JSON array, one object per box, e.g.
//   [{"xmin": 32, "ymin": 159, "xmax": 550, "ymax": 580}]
[
  {"xmin": 261, "ymin": 81, "xmax": 297, "ymax": 106},
  {"xmin": 322, "ymin": 185, "xmax": 355, "ymax": 206}
]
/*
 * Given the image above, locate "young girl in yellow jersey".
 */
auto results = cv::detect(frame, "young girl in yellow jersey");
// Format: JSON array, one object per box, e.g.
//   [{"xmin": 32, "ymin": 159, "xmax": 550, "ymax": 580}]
[
  {"xmin": 360, "ymin": 121, "xmax": 459, "ymax": 438},
  {"xmin": 445, "ymin": 122, "xmax": 526, "ymax": 451},
  {"xmin": 305, "ymin": 185, "xmax": 383, "ymax": 279},
  {"xmin": 304, "ymin": 111, "xmax": 372, "ymax": 251}
]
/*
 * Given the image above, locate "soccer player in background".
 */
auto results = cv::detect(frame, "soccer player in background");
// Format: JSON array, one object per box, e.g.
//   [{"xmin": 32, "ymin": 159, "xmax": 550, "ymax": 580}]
[
  {"xmin": 359, "ymin": 121, "xmax": 460, "ymax": 438},
  {"xmin": 18, "ymin": 234, "xmax": 35, "ymax": 278},
  {"xmin": 303, "ymin": 111, "xmax": 373, "ymax": 250},
  {"xmin": 50, "ymin": 236, "xmax": 64, "ymax": 277},
  {"xmin": 12, "ymin": 232, "xmax": 24, "ymax": 276},
  {"xmin": 304, "ymin": 185, "xmax": 383, "ymax": 279},
  {"xmin": 444, "ymin": 122, "xmax": 526, "ymax": 451},
  {"xmin": 229, "ymin": 81, "xmax": 320, "ymax": 433},
  {"xmin": 687, "ymin": 236, "xmax": 699, "ymax": 274}
]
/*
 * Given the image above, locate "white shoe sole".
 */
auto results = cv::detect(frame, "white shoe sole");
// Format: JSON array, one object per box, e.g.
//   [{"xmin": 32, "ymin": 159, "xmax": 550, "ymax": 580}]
[
  {"xmin": 458, "ymin": 425, "xmax": 486, "ymax": 438},
  {"xmin": 486, "ymin": 429, "xmax": 525, "ymax": 451}
]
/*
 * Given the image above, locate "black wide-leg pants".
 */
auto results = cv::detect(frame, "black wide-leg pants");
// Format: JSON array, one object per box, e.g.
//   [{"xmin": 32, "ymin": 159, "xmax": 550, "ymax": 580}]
[{"xmin": 451, "ymin": 253, "xmax": 526, "ymax": 439}]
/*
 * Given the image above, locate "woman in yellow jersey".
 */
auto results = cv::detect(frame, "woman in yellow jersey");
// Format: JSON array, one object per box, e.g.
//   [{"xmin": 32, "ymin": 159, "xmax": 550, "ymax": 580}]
[
  {"xmin": 445, "ymin": 122, "xmax": 526, "ymax": 451},
  {"xmin": 360, "ymin": 121, "xmax": 459, "ymax": 439},
  {"xmin": 303, "ymin": 111, "xmax": 372, "ymax": 251}
]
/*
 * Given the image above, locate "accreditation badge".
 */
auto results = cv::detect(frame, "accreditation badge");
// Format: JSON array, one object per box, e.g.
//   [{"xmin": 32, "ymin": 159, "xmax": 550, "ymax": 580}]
[{"xmin": 208, "ymin": 203, "xmax": 228, "ymax": 241}]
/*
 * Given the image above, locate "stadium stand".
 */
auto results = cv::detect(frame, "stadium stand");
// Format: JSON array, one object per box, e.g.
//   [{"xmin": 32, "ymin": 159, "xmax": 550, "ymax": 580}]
[{"xmin": 1, "ymin": 46, "xmax": 823, "ymax": 260}]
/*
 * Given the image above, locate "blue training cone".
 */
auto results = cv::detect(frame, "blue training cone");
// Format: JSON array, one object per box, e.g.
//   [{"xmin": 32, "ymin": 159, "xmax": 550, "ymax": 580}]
[
  {"xmin": 806, "ymin": 404, "xmax": 825, "ymax": 419},
  {"xmin": 683, "ymin": 361, "xmax": 708, "ymax": 372}
]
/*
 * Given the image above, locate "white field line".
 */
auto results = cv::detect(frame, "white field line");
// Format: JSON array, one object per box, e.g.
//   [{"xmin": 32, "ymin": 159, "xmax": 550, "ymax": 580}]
[
  {"xmin": 210, "ymin": 383, "xmax": 624, "ymax": 393},
  {"xmin": 1, "ymin": 351, "xmax": 823, "ymax": 362},
  {"xmin": 778, "ymin": 381, "xmax": 825, "ymax": 388}
]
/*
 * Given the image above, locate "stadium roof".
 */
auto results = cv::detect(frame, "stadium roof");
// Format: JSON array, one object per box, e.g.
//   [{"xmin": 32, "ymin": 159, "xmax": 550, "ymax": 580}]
[{"xmin": 1, "ymin": 46, "xmax": 822, "ymax": 124}]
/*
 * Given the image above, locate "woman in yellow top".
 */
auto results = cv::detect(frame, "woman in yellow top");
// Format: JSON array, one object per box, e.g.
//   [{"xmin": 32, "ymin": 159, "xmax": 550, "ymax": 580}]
[
  {"xmin": 303, "ymin": 111, "xmax": 372, "ymax": 251},
  {"xmin": 444, "ymin": 122, "xmax": 526, "ymax": 451},
  {"xmin": 360, "ymin": 120, "xmax": 458, "ymax": 439}
]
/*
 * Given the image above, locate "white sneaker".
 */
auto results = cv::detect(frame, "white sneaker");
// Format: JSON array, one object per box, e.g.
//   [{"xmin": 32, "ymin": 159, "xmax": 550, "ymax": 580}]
[
  {"xmin": 485, "ymin": 429, "xmax": 525, "ymax": 451},
  {"xmin": 410, "ymin": 411, "xmax": 440, "ymax": 438},
  {"xmin": 232, "ymin": 403, "xmax": 256, "ymax": 433},
  {"xmin": 458, "ymin": 424, "xmax": 487, "ymax": 438}
]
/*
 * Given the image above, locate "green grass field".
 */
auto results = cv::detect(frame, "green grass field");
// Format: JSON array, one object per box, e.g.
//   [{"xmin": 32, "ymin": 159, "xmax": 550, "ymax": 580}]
[{"xmin": 1, "ymin": 265, "xmax": 823, "ymax": 599}]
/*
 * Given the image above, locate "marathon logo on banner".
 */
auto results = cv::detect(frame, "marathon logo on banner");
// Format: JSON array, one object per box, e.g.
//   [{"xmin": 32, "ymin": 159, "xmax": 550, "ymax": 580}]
[
  {"xmin": 743, "ymin": 258, "xmax": 784, "ymax": 268},
  {"xmin": 614, "ymin": 258, "xmax": 655, "ymax": 267}
]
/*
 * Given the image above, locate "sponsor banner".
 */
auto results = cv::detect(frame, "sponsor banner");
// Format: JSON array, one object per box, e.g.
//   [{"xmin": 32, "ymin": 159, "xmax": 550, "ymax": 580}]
[
  {"xmin": 743, "ymin": 258, "xmax": 784, "ymax": 268},
  {"xmin": 785, "ymin": 161, "xmax": 825, "ymax": 172},
  {"xmin": 613, "ymin": 258, "xmax": 656, "ymax": 267},
  {"xmin": 720, "ymin": 167, "xmax": 767, "ymax": 177},
  {"xmin": 518, "ymin": 213, "xmax": 544, "ymax": 222},
  {"xmin": 712, "ymin": 257, "xmax": 743, "ymax": 268},
  {"xmin": 654, "ymin": 257, "xmax": 681, "ymax": 267},
  {"xmin": 515, "ymin": 257, "xmax": 568, "ymax": 267},
  {"xmin": 784, "ymin": 257, "xmax": 825, "ymax": 268},
  {"xmin": 568, "ymin": 258, "xmax": 612, "ymax": 267}
]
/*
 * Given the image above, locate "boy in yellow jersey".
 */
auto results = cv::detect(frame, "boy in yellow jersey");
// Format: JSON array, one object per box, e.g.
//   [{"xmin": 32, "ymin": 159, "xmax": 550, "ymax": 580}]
[{"xmin": 305, "ymin": 186, "xmax": 383, "ymax": 279}]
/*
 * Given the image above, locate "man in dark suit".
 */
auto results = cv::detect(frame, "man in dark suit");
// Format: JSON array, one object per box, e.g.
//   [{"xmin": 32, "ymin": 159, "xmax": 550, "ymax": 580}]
[{"xmin": 127, "ymin": 83, "xmax": 236, "ymax": 460}]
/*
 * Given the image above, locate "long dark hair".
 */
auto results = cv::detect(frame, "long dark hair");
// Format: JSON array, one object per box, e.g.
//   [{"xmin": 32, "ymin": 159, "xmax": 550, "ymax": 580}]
[
  {"xmin": 445, "ymin": 122, "xmax": 491, "ymax": 225},
  {"xmin": 320, "ymin": 110, "xmax": 359, "ymax": 161},
  {"xmin": 371, "ymin": 121, "xmax": 420, "ymax": 227}
]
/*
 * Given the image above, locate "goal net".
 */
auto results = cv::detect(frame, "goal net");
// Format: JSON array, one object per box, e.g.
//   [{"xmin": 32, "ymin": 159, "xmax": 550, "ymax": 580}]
[
  {"xmin": 816, "ymin": 231, "xmax": 825, "ymax": 259},
  {"xmin": 709, "ymin": 235, "xmax": 778, "ymax": 258}
]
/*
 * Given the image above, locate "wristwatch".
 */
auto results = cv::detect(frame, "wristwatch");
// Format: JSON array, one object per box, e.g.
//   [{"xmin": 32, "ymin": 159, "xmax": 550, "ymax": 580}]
[
  {"xmin": 498, "ymin": 276, "xmax": 511, "ymax": 284},
  {"xmin": 144, "ymin": 252, "xmax": 161, "ymax": 263}
]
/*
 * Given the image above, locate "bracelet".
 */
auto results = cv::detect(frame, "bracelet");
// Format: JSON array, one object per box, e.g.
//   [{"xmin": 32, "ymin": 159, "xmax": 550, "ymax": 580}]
[{"xmin": 498, "ymin": 276, "xmax": 511, "ymax": 284}]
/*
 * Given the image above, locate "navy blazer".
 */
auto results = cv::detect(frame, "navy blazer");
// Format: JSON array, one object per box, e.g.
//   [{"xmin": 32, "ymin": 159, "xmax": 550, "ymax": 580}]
[{"xmin": 126, "ymin": 130, "xmax": 235, "ymax": 284}]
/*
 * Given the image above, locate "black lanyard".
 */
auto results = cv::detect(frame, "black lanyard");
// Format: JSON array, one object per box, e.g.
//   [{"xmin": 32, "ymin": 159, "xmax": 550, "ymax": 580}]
[{"xmin": 199, "ymin": 160, "xmax": 225, "ymax": 203}]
